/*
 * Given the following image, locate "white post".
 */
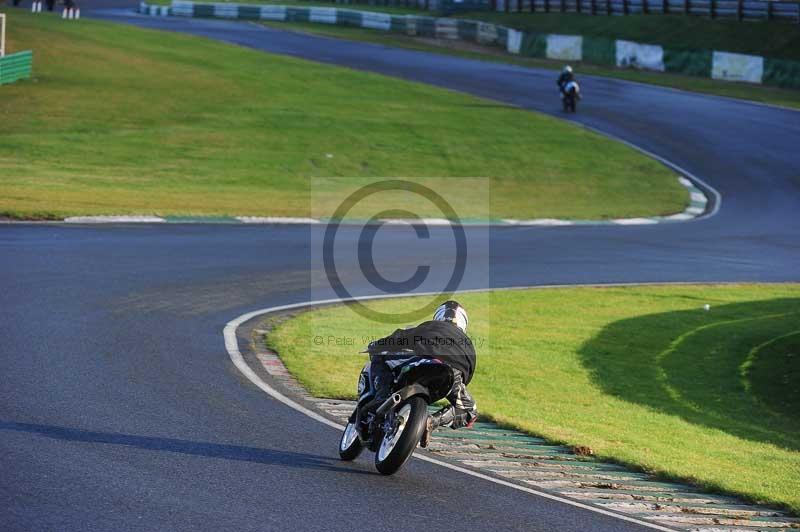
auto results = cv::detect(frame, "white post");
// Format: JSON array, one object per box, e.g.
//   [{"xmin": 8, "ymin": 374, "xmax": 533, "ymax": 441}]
[{"xmin": 0, "ymin": 14, "xmax": 6, "ymax": 58}]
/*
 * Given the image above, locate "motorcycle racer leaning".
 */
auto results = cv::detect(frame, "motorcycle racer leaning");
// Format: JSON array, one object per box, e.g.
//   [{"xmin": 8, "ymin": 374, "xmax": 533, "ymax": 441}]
[{"xmin": 366, "ymin": 300, "xmax": 478, "ymax": 448}]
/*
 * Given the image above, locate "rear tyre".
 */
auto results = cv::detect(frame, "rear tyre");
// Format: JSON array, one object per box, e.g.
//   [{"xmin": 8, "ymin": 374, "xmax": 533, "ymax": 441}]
[
  {"xmin": 374, "ymin": 396, "xmax": 428, "ymax": 475},
  {"xmin": 338, "ymin": 420, "xmax": 363, "ymax": 461}
]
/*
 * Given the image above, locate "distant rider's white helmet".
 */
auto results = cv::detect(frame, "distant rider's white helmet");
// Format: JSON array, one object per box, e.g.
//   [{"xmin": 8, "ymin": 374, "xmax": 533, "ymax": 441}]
[
  {"xmin": 563, "ymin": 65, "xmax": 573, "ymax": 74},
  {"xmin": 433, "ymin": 300, "xmax": 469, "ymax": 333}
]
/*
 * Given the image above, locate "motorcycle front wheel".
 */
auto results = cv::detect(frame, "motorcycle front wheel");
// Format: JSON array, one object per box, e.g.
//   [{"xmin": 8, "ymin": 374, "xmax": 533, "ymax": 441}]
[
  {"xmin": 374, "ymin": 396, "xmax": 428, "ymax": 475},
  {"xmin": 338, "ymin": 419, "xmax": 364, "ymax": 461}
]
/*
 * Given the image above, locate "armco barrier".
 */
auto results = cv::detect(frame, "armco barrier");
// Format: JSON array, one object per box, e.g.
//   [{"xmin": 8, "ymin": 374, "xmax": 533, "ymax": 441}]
[
  {"xmin": 0, "ymin": 50, "xmax": 33, "ymax": 86},
  {"xmin": 142, "ymin": 2, "xmax": 800, "ymax": 89},
  {"xmin": 490, "ymin": 0, "xmax": 800, "ymax": 24}
]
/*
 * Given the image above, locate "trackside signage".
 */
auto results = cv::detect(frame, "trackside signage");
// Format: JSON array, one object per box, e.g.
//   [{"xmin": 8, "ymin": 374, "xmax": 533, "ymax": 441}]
[
  {"xmin": 546, "ymin": 35, "xmax": 583, "ymax": 61},
  {"xmin": 712, "ymin": 51, "xmax": 764, "ymax": 84},
  {"xmin": 362, "ymin": 12, "xmax": 391, "ymax": 30},
  {"xmin": 309, "ymin": 7, "xmax": 336, "ymax": 23},
  {"xmin": 506, "ymin": 29, "xmax": 522, "ymax": 54},
  {"xmin": 616, "ymin": 40, "xmax": 665, "ymax": 72}
]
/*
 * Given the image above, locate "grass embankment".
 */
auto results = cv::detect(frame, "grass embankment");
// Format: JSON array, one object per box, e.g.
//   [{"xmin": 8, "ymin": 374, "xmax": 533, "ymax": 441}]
[
  {"xmin": 268, "ymin": 284, "xmax": 800, "ymax": 513},
  {"xmin": 0, "ymin": 11, "xmax": 685, "ymax": 220},
  {"xmin": 260, "ymin": 18, "xmax": 800, "ymax": 108}
]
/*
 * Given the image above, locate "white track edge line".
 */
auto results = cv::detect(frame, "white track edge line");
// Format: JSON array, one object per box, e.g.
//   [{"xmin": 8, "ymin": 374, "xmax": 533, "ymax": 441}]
[{"xmin": 223, "ymin": 285, "xmax": 722, "ymax": 532}]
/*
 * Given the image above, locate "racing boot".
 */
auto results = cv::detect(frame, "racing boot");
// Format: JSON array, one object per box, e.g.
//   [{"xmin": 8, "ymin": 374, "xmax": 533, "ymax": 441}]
[
  {"xmin": 420, "ymin": 415, "xmax": 435, "ymax": 448},
  {"xmin": 420, "ymin": 408, "xmax": 451, "ymax": 448}
]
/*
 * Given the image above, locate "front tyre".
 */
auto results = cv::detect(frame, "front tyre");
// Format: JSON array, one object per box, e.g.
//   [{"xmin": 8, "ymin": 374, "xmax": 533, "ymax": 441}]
[
  {"xmin": 339, "ymin": 420, "xmax": 363, "ymax": 461},
  {"xmin": 374, "ymin": 396, "xmax": 428, "ymax": 475}
]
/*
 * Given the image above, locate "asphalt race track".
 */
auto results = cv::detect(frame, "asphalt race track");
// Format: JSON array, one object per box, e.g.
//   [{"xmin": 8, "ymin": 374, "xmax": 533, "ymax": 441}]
[{"xmin": 2, "ymin": 3, "xmax": 800, "ymax": 530}]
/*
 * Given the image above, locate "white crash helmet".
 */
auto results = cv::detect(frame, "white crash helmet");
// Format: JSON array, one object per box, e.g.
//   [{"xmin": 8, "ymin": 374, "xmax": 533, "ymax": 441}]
[
  {"xmin": 433, "ymin": 300, "xmax": 468, "ymax": 333},
  {"xmin": 563, "ymin": 65, "xmax": 573, "ymax": 74}
]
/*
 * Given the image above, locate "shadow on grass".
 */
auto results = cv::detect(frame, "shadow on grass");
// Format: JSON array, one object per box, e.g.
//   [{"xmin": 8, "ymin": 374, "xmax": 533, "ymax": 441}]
[
  {"xmin": 578, "ymin": 297, "xmax": 800, "ymax": 451},
  {"xmin": 0, "ymin": 420, "xmax": 371, "ymax": 475}
]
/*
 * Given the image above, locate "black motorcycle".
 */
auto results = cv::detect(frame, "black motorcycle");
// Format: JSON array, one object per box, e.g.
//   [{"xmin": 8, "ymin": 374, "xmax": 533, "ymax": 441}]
[
  {"xmin": 562, "ymin": 81, "xmax": 581, "ymax": 113},
  {"xmin": 338, "ymin": 352, "xmax": 454, "ymax": 475}
]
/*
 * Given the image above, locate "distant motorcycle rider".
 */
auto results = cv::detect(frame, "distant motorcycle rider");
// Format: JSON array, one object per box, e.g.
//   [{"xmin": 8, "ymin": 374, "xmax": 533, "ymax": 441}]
[
  {"xmin": 366, "ymin": 300, "xmax": 478, "ymax": 448},
  {"xmin": 557, "ymin": 65, "xmax": 575, "ymax": 95}
]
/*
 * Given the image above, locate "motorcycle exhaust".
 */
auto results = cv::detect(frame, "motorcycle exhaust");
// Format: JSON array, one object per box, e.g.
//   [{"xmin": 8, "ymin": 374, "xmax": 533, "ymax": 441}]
[{"xmin": 375, "ymin": 393, "xmax": 402, "ymax": 415}]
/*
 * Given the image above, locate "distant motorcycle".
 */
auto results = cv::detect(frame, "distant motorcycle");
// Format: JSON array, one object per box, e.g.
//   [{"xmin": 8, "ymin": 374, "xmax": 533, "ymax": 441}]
[
  {"xmin": 338, "ymin": 352, "xmax": 454, "ymax": 475},
  {"xmin": 561, "ymin": 81, "xmax": 581, "ymax": 113}
]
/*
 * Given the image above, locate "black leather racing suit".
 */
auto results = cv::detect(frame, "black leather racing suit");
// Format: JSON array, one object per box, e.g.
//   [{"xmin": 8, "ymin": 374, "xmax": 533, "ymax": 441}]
[
  {"xmin": 367, "ymin": 320, "xmax": 478, "ymax": 430},
  {"xmin": 557, "ymin": 71, "xmax": 574, "ymax": 94}
]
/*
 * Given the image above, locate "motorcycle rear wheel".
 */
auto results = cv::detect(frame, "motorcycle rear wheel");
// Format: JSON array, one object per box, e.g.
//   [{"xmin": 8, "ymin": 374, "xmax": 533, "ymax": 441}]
[
  {"xmin": 338, "ymin": 420, "xmax": 364, "ymax": 461},
  {"xmin": 374, "ymin": 396, "xmax": 428, "ymax": 475}
]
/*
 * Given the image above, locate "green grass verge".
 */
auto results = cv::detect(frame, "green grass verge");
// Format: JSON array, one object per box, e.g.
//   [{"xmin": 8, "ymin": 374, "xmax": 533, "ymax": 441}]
[
  {"xmin": 0, "ymin": 11, "xmax": 684, "ymax": 220},
  {"xmin": 261, "ymin": 20, "xmax": 800, "ymax": 109},
  {"xmin": 268, "ymin": 284, "xmax": 800, "ymax": 513}
]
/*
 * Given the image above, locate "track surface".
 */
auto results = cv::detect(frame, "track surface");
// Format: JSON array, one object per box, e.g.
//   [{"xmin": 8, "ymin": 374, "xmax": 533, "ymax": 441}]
[{"xmin": 2, "ymin": 3, "xmax": 800, "ymax": 531}]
